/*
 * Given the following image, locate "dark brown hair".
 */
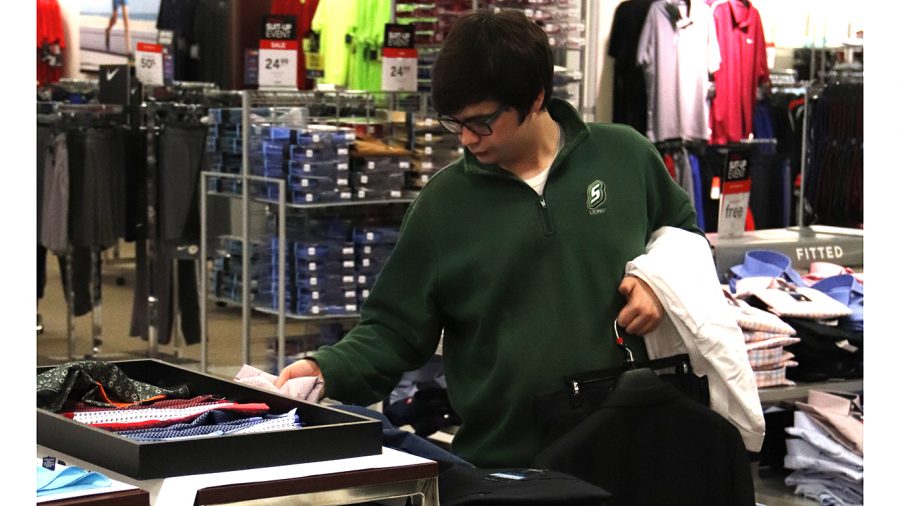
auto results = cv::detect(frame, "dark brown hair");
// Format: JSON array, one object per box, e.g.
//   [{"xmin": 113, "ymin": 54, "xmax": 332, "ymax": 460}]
[{"xmin": 431, "ymin": 9, "xmax": 554, "ymax": 121}]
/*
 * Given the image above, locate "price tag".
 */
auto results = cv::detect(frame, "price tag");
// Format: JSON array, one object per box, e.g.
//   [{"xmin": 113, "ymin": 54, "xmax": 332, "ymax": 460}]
[
  {"xmin": 259, "ymin": 40, "xmax": 298, "ymax": 89},
  {"xmin": 382, "ymin": 47, "xmax": 418, "ymax": 92},
  {"xmin": 135, "ymin": 42, "xmax": 164, "ymax": 86},
  {"xmin": 717, "ymin": 152, "xmax": 752, "ymax": 239}
]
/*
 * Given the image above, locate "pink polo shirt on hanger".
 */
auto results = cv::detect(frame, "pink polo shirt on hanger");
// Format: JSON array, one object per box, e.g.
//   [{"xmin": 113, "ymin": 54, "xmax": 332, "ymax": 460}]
[{"xmin": 708, "ymin": 0, "xmax": 770, "ymax": 144}]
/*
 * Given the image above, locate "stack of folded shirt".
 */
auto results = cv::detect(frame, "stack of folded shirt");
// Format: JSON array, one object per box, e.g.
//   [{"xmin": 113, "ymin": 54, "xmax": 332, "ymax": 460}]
[
  {"xmin": 722, "ymin": 289, "xmax": 799, "ymax": 388},
  {"xmin": 784, "ymin": 390, "xmax": 863, "ymax": 505},
  {"xmin": 726, "ymin": 250, "xmax": 860, "ymax": 384},
  {"xmin": 728, "ymin": 252, "xmax": 863, "ymax": 334},
  {"xmin": 727, "ymin": 250, "xmax": 807, "ymax": 293}
]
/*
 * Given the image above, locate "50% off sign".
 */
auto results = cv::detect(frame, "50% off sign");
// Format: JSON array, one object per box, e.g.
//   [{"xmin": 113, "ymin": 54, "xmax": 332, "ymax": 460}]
[{"xmin": 135, "ymin": 42, "xmax": 164, "ymax": 86}]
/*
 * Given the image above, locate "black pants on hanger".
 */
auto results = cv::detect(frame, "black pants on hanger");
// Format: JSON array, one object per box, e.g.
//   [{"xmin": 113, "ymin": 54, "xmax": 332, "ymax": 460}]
[
  {"xmin": 129, "ymin": 239, "xmax": 201, "ymax": 346},
  {"xmin": 57, "ymin": 246, "xmax": 94, "ymax": 317}
]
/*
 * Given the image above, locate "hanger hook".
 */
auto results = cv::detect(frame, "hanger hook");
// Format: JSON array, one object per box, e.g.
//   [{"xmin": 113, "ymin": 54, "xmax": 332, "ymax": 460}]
[{"xmin": 613, "ymin": 319, "xmax": 635, "ymax": 366}]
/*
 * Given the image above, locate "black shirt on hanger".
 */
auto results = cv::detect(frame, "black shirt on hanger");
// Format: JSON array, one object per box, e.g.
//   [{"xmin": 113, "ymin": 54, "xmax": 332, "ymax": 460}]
[{"xmin": 607, "ymin": 0, "xmax": 656, "ymax": 136}]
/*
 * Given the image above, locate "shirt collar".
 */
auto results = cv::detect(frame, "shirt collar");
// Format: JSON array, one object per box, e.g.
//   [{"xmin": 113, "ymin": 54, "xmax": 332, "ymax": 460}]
[
  {"xmin": 726, "ymin": 0, "xmax": 753, "ymax": 30},
  {"xmin": 462, "ymin": 97, "xmax": 590, "ymax": 177}
]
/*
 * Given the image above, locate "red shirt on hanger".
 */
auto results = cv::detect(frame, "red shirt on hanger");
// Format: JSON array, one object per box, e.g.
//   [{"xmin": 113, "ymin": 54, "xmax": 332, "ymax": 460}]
[{"xmin": 708, "ymin": 0, "xmax": 769, "ymax": 144}]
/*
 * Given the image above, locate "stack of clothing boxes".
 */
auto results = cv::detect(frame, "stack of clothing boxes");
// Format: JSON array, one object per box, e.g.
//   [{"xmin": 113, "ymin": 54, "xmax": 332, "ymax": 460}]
[
  {"xmin": 351, "ymin": 156, "xmax": 409, "ymax": 200},
  {"xmin": 354, "ymin": 226, "xmax": 400, "ymax": 308},
  {"xmin": 250, "ymin": 123, "xmax": 356, "ymax": 204},
  {"xmin": 209, "ymin": 236, "xmax": 266, "ymax": 304}
]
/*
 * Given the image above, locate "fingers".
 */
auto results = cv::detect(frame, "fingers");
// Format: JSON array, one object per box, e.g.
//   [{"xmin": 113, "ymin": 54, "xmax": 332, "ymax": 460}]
[
  {"xmin": 273, "ymin": 359, "xmax": 319, "ymax": 388},
  {"xmin": 273, "ymin": 367, "xmax": 292, "ymax": 388},
  {"xmin": 617, "ymin": 303, "xmax": 660, "ymax": 336},
  {"xmin": 617, "ymin": 275, "xmax": 663, "ymax": 336},
  {"xmin": 618, "ymin": 276, "xmax": 637, "ymax": 296}
]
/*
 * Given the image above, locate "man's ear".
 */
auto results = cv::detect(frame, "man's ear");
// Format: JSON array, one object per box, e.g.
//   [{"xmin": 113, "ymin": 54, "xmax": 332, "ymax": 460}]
[{"xmin": 530, "ymin": 89, "xmax": 545, "ymax": 115}]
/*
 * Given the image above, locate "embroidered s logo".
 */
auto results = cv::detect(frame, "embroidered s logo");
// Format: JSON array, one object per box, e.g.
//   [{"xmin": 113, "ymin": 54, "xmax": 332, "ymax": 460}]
[{"xmin": 586, "ymin": 180, "xmax": 607, "ymax": 215}]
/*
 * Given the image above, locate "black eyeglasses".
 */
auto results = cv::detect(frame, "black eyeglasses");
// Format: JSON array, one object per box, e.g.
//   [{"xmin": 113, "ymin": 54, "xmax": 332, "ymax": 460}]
[{"xmin": 438, "ymin": 104, "xmax": 508, "ymax": 136}]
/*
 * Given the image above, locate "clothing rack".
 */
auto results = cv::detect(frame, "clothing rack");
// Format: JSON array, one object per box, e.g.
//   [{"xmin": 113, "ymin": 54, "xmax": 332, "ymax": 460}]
[
  {"xmin": 37, "ymin": 101, "xmax": 128, "ymax": 360},
  {"xmin": 139, "ymin": 95, "xmax": 218, "ymax": 360},
  {"xmin": 800, "ymin": 77, "xmax": 862, "ymax": 228}
]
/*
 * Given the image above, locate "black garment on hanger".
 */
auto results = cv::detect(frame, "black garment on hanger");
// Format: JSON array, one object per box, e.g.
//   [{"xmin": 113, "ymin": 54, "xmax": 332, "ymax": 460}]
[
  {"xmin": 67, "ymin": 127, "xmax": 127, "ymax": 250},
  {"xmin": 57, "ymin": 246, "xmax": 94, "ymax": 317},
  {"xmin": 192, "ymin": 0, "xmax": 231, "ymax": 89},
  {"xmin": 37, "ymin": 125, "xmax": 53, "ymax": 300},
  {"xmin": 532, "ymin": 354, "xmax": 708, "ymax": 448},
  {"xmin": 157, "ymin": 0, "xmax": 200, "ymax": 82},
  {"xmin": 607, "ymin": 0, "xmax": 656, "ymax": 135},
  {"xmin": 532, "ymin": 378, "xmax": 755, "ymax": 506}
]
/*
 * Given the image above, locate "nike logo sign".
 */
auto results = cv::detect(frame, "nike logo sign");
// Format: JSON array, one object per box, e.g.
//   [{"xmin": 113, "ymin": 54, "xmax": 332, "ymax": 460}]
[{"xmin": 106, "ymin": 68, "xmax": 120, "ymax": 80}]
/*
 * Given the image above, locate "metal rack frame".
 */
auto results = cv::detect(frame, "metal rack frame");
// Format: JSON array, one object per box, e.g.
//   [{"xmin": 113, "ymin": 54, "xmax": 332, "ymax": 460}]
[{"xmin": 199, "ymin": 89, "xmax": 421, "ymax": 374}]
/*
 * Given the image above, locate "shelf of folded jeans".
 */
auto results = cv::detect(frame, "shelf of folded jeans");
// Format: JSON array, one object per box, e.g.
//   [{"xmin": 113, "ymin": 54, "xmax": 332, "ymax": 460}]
[
  {"xmin": 706, "ymin": 226, "xmax": 863, "ymax": 282},
  {"xmin": 757, "ymin": 378, "xmax": 863, "ymax": 404},
  {"xmin": 206, "ymin": 189, "xmax": 415, "ymax": 208},
  {"xmin": 281, "ymin": 197, "xmax": 415, "ymax": 209},
  {"xmin": 253, "ymin": 304, "xmax": 361, "ymax": 321}
]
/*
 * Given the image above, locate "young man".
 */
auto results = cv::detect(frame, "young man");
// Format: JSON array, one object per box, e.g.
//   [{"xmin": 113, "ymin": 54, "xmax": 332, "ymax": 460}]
[{"xmin": 276, "ymin": 10, "xmax": 700, "ymax": 467}]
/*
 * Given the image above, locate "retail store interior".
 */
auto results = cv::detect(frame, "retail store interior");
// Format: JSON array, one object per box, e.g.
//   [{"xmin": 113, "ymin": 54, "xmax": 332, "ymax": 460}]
[{"xmin": 33, "ymin": 0, "xmax": 871, "ymax": 505}]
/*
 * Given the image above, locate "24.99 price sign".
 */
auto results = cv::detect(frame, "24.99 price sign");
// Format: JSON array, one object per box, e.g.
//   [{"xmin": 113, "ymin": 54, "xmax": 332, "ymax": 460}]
[
  {"xmin": 135, "ymin": 42, "xmax": 164, "ymax": 86},
  {"xmin": 258, "ymin": 40, "xmax": 298, "ymax": 89},
  {"xmin": 382, "ymin": 47, "xmax": 418, "ymax": 92}
]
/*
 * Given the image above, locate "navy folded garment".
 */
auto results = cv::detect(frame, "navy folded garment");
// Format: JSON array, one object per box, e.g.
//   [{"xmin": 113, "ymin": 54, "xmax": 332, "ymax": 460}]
[{"xmin": 781, "ymin": 317, "xmax": 863, "ymax": 382}]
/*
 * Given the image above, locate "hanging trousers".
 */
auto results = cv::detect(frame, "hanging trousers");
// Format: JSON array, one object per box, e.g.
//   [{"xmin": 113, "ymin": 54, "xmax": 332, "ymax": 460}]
[{"xmin": 129, "ymin": 125, "xmax": 206, "ymax": 345}]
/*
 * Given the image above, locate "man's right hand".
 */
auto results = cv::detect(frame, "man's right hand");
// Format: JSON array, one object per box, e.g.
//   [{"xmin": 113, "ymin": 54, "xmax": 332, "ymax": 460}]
[{"xmin": 274, "ymin": 359, "xmax": 324, "ymax": 390}]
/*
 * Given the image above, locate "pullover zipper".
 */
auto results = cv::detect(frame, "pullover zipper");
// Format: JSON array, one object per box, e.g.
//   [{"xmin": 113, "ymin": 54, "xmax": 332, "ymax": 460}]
[{"xmin": 537, "ymin": 195, "xmax": 555, "ymax": 236}]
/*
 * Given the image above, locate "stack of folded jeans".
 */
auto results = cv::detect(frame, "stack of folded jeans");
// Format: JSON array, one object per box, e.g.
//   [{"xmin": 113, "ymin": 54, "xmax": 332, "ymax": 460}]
[
  {"xmin": 783, "ymin": 390, "xmax": 863, "ymax": 505},
  {"xmin": 351, "ymin": 156, "xmax": 411, "ymax": 200},
  {"xmin": 354, "ymin": 226, "xmax": 400, "ymax": 306},
  {"xmin": 292, "ymin": 238, "xmax": 359, "ymax": 315},
  {"xmin": 286, "ymin": 127, "xmax": 355, "ymax": 204}
]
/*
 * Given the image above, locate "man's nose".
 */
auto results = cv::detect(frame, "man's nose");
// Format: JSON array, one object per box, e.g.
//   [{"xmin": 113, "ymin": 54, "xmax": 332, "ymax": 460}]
[{"xmin": 459, "ymin": 126, "xmax": 480, "ymax": 146}]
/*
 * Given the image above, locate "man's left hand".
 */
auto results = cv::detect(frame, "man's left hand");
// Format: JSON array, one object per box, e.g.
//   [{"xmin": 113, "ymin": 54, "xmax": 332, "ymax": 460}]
[{"xmin": 617, "ymin": 275, "xmax": 664, "ymax": 336}]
